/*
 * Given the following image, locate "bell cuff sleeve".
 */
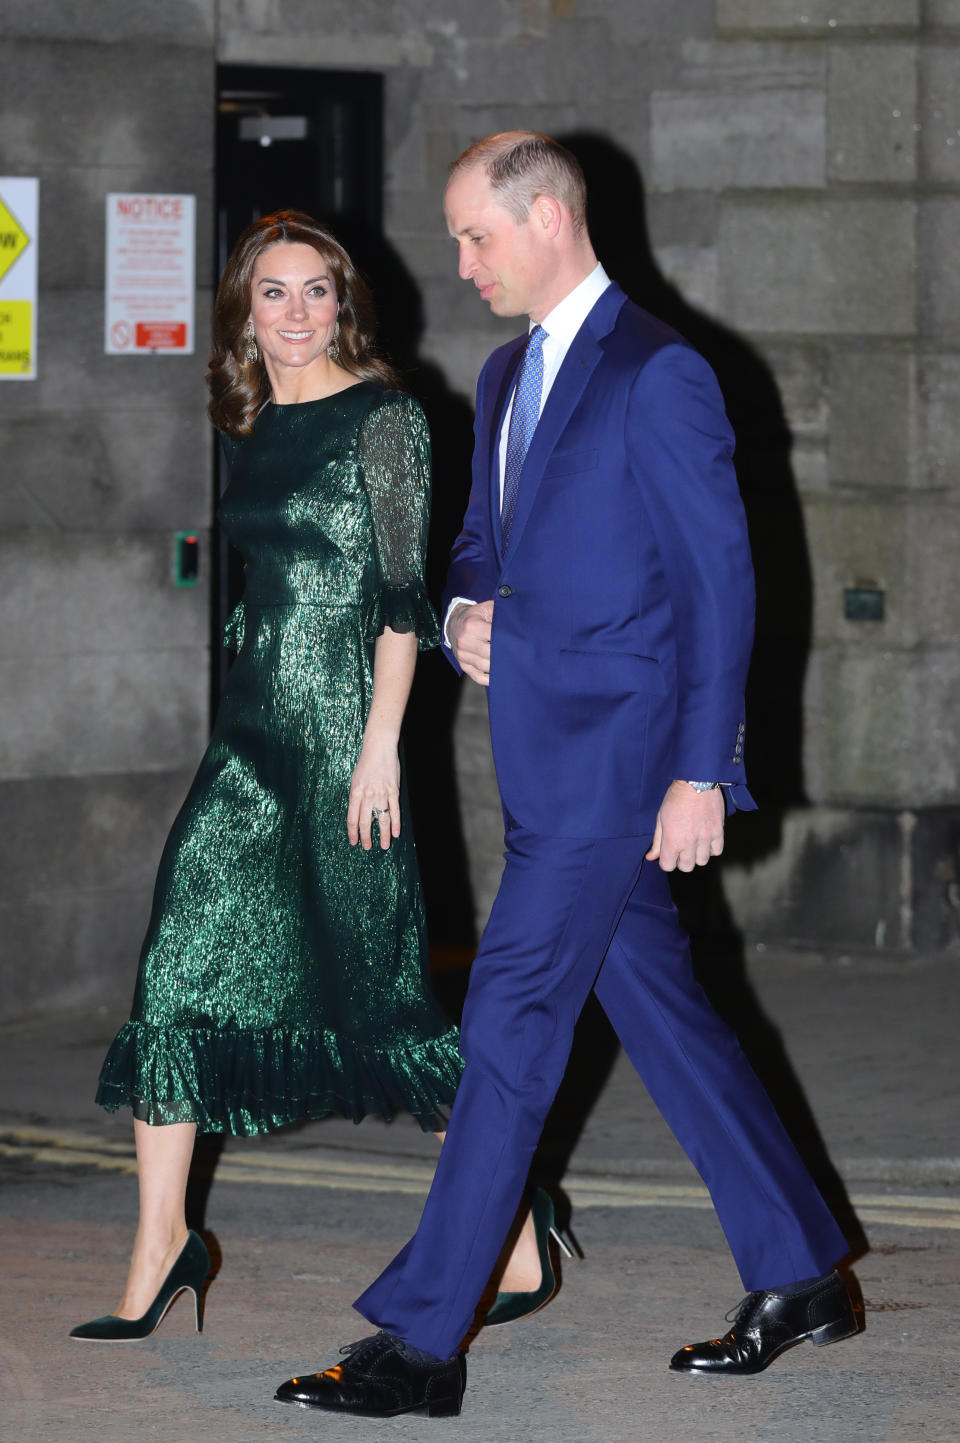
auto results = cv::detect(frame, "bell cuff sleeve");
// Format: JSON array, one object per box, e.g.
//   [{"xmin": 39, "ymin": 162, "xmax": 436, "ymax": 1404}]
[{"xmin": 362, "ymin": 580, "xmax": 441, "ymax": 651}]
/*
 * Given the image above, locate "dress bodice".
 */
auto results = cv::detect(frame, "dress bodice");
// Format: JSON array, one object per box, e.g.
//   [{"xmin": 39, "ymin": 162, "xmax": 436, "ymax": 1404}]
[{"xmin": 219, "ymin": 380, "xmax": 439, "ymax": 648}]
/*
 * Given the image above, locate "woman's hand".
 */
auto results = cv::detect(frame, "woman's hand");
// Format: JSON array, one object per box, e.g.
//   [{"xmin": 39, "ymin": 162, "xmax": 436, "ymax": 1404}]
[
  {"xmin": 348, "ymin": 737, "xmax": 401, "ymax": 851},
  {"xmin": 349, "ymin": 627, "xmax": 416, "ymax": 850}
]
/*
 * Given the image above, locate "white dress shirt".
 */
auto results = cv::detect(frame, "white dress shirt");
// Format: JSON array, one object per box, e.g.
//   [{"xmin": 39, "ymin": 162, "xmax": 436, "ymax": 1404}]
[
  {"xmin": 446, "ymin": 262, "xmax": 612, "ymax": 637},
  {"xmin": 495, "ymin": 262, "xmax": 611, "ymax": 505}
]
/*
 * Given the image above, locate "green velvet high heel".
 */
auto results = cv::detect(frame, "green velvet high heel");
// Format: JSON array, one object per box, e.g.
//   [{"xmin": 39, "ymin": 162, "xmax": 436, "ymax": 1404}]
[
  {"xmin": 483, "ymin": 1188, "xmax": 574, "ymax": 1327},
  {"xmin": 69, "ymin": 1230, "xmax": 210, "ymax": 1342}
]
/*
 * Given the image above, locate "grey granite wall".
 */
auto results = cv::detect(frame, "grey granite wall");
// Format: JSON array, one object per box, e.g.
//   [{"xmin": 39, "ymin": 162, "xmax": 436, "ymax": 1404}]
[
  {"xmin": 2, "ymin": 2, "xmax": 956, "ymax": 1020},
  {"xmin": 0, "ymin": 2, "xmax": 216, "ymax": 1017}
]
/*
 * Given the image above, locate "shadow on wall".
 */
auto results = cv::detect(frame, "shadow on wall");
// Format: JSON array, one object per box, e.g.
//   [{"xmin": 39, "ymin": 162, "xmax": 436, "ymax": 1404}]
[
  {"xmin": 340, "ymin": 222, "xmax": 479, "ymax": 949},
  {"xmin": 563, "ymin": 131, "xmax": 812, "ymax": 820},
  {"xmin": 562, "ymin": 129, "xmax": 813, "ymax": 939}
]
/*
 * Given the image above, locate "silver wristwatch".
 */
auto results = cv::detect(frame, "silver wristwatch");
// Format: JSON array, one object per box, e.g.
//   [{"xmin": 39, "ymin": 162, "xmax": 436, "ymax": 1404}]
[{"xmin": 684, "ymin": 780, "xmax": 719, "ymax": 792}]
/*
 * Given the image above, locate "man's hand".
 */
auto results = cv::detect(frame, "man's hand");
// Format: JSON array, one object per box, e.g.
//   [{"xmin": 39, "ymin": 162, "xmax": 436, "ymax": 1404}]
[
  {"xmin": 646, "ymin": 780, "xmax": 725, "ymax": 872},
  {"xmin": 449, "ymin": 600, "xmax": 494, "ymax": 686}
]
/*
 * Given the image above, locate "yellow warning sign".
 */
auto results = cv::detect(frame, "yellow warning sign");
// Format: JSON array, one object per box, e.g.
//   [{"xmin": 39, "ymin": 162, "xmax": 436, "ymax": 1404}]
[
  {"xmin": 0, "ymin": 178, "xmax": 37, "ymax": 380},
  {"xmin": 0, "ymin": 197, "xmax": 29, "ymax": 284},
  {"xmin": 0, "ymin": 299, "xmax": 32, "ymax": 374}
]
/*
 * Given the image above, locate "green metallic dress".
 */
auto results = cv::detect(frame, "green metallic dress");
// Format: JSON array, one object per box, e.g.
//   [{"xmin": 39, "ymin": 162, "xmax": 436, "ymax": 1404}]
[{"xmin": 96, "ymin": 382, "xmax": 464, "ymax": 1135}]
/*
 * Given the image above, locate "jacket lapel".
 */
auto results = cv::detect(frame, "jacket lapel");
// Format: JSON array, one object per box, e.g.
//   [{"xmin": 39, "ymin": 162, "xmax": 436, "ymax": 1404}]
[{"xmin": 501, "ymin": 284, "xmax": 626, "ymax": 563}]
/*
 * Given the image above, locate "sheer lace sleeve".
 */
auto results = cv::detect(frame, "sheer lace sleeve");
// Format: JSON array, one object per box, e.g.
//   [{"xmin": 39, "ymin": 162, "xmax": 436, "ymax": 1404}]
[
  {"xmin": 359, "ymin": 391, "xmax": 440, "ymax": 650},
  {"xmin": 223, "ymin": 600, "xmax": 245, "ymax": 652}
]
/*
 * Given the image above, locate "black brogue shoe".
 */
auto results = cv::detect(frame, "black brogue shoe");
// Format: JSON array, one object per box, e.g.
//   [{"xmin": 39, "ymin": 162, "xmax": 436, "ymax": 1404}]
[
  {"xmin": 669, "ymin": 1270, "xmax": 858, "ymax": 1376},
  {"xmin": 275, "ymin": 1331, "xmax": 465, "ymax": 1418}
]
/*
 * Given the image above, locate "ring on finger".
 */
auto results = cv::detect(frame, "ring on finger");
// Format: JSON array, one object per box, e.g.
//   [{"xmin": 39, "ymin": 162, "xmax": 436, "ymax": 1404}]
[{"xmin": 371, "ymin": 806, "xmax": 388, "ymax": 821}]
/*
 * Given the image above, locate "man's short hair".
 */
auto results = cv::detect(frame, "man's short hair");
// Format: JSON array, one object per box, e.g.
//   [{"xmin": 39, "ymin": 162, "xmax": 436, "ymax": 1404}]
[{"xmin": 450, "ymin": 131, "xmax": 588, "ymax": 234}]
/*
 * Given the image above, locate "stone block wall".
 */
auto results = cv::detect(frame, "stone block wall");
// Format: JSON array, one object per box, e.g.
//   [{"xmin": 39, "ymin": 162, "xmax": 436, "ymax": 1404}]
[
  {"xmin": 0, "ymin": 2, "xmax": 216, "ymax": 1018},
  {"xmin": 2, "ymin": 1, "xmax": 957, "ymax": 1020}
]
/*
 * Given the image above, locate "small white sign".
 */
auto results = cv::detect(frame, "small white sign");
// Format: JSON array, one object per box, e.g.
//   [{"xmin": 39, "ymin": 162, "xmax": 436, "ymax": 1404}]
[
  {"xmin": 105, "ymin": 193, "xmax": 195, "ymax": 355},
  {"xmin": 0, "ymin": 176, "xmax": 38, "ymax": 381}
]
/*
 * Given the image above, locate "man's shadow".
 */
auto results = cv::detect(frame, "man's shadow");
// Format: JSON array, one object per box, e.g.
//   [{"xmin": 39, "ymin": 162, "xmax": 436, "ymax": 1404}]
[
  {"xmin": 536, "ymin": 134, "xmax": 864, "ymax": 1256},
  {"xmin": 339, "ymin": 224, "xmax": 480, "ymax": 951}
]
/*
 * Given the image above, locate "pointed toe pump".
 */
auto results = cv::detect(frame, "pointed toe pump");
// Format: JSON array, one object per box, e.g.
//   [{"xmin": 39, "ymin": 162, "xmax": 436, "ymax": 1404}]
[
  {"xmin": 484, "ymin": 1188, "xmax": 574, "ymax": 1327},
  {"xmin": 69, "ymin": 1230, "xmax": 210, "ymax": 1343}
]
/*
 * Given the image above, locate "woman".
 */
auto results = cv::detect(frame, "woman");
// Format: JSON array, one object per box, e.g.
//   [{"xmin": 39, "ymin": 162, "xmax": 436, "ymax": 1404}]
[{"xmin": 70, "ymin": 211, "xmax": 474, "ymax": 1341}]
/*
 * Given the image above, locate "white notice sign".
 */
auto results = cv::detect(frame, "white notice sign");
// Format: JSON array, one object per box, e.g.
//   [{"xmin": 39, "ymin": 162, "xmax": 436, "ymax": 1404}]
[
  {"xmin": 105, "ymin": 193, "xmax": 195, "ymax": 355},
  {"xmin": 0, "ymin": 176, "xmax": 38, "ymax": 380}
]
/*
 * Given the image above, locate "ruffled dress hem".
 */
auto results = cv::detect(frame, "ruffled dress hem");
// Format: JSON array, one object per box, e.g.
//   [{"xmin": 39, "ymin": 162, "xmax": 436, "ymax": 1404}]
[{"xmin": 95, "ymin": 1020, "xmax": 463, "ymax": 1136}]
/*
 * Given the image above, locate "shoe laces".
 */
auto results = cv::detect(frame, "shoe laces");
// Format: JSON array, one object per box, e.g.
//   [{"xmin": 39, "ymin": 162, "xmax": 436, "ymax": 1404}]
[
  {"xmin": 724, "ymin": 1291, "xmax": 761, "ymax": 1327},
  {"xmin": 337, "ymin": 1334, "xmax": 385, "ymax": 1363}
]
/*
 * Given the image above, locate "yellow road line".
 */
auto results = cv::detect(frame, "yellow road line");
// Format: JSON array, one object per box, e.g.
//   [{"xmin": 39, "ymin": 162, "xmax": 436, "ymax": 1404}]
[{"xmin": 2, "ymin": 1128, "xmax": 958, "ymax": 1230}]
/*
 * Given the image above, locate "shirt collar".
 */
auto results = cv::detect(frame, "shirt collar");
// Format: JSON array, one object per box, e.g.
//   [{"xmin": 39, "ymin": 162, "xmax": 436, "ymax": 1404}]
[{"xmin": 534, "ymin": 262, "xmax": 611, "ymax": 348}]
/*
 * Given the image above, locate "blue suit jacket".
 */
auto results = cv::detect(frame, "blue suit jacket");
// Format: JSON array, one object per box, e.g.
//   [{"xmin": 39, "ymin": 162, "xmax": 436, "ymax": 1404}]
[{"xmin": 442, "ymin": 283, "xmax": 756, "ymax": 838}]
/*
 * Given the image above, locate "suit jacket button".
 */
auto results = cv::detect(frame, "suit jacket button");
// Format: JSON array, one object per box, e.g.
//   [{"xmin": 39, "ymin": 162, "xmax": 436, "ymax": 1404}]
[{"xmin": 497, "ymin": 584, "xmax": 514, "ymax": 598}]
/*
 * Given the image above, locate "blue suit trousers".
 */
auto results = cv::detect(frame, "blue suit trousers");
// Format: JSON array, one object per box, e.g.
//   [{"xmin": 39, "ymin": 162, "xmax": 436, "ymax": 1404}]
[{"xmin": 354, "ymin": 825, "xmax": 847, "ymax": 1359}]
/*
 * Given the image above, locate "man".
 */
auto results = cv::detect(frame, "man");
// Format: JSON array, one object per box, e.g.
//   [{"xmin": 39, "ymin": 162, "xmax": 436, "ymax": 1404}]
[{"xmin": 275, "ymin": 132, "xmax": 856, "ymax": 1420}]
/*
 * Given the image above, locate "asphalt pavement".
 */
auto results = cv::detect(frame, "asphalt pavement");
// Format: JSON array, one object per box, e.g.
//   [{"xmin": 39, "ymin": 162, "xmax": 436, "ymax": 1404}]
[{"xmin": 1, "ymin": 948, "xmax": 957, "ymax": 1442}]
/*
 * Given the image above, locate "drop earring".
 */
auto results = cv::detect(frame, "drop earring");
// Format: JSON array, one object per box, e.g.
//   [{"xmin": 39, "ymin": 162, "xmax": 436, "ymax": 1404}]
[
  {"xmin": 327, "ymin": 319, "xmax": 341, "ymax": 363},
  {"xmin": 242, "ymin": 319, "xmax": 259, "ymax": 364}
]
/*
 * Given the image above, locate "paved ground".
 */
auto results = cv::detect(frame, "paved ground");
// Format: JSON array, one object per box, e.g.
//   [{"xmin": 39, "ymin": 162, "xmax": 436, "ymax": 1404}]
[{"xmin": 1, "ymin": 950, "xmax": 958, "ymax": 1442}]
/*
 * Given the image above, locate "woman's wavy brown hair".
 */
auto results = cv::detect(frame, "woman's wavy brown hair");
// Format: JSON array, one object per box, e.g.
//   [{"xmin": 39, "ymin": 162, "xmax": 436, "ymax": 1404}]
[{"xmin": 207, "ymin": 209, "xmax": 401, "ymax": 439}]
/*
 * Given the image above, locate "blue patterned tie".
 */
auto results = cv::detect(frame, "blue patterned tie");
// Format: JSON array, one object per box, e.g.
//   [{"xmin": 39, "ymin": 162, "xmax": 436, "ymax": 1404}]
[{"xmin": 500, "ymin": 324, "xmax": 546, "ymax": 551}]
